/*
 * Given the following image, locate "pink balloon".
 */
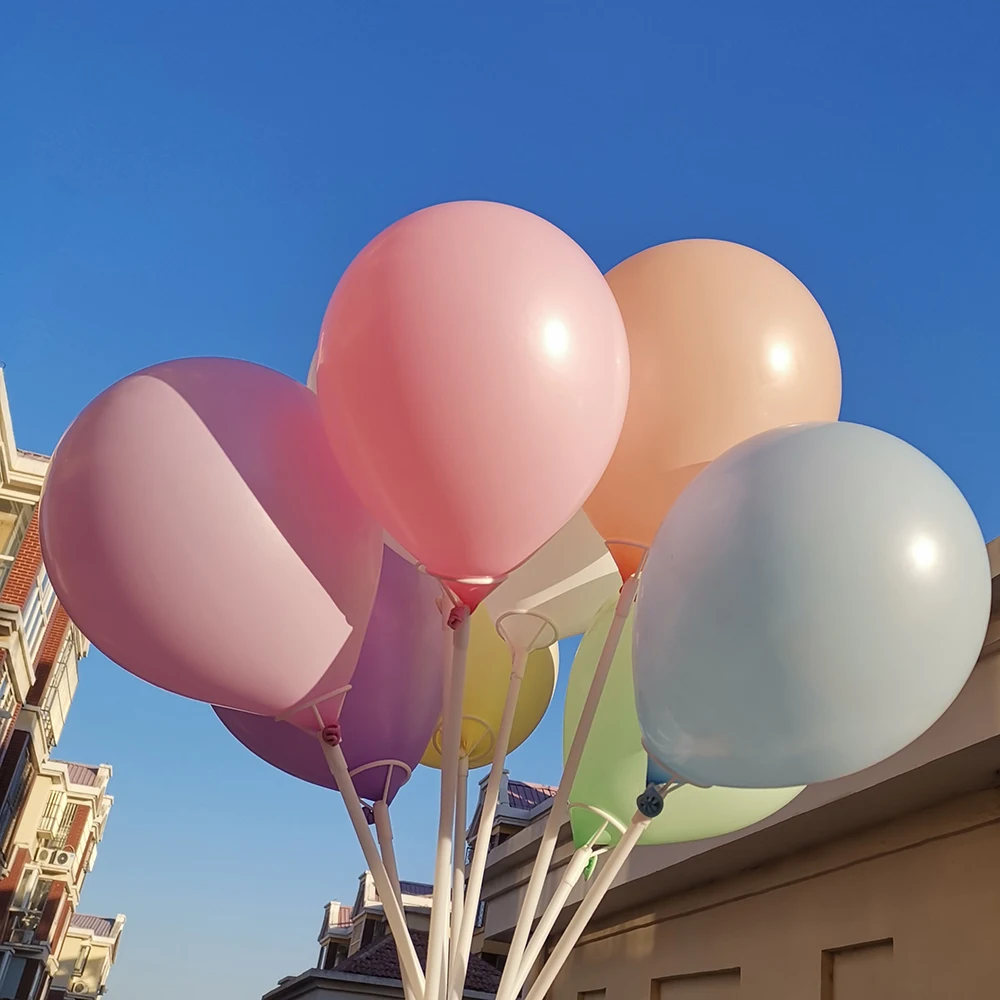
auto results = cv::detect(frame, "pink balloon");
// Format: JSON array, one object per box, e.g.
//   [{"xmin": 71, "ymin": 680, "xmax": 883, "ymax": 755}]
[
  {"xmin": 316, "ymin": 201, "xmax": 630, "ymax": 608},
  {"xmin": 40, "ymin": 358, "xmax": 383, "ymax": 717}
]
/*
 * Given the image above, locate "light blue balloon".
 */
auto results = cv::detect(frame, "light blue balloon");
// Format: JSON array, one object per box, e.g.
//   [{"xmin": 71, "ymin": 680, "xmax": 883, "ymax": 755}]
[{"xmin": 633, "ymin": 422, "xmax": 991, "ymax": 790}]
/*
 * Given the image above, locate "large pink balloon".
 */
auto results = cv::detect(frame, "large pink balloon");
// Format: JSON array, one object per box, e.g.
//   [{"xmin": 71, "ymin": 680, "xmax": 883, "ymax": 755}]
[
  {"xmin": 40, "ymin": 358, "xmax": 383, "ymax": 717},
  {"xmin": 316, "ymin": 201, "xmax": 630, "ymax": 608}
]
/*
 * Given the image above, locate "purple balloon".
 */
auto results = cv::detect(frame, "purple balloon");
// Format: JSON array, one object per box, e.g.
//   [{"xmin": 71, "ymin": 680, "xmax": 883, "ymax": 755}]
[{"xmin": 215, "ymin": 547, "xmax": 445, "ymax": 805}]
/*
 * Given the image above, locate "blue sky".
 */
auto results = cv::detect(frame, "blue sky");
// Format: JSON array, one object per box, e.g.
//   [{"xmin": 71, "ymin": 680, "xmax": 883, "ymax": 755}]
[{"xmin": 2, "ymin": 2, "xmax": 998, "ymax": 998}]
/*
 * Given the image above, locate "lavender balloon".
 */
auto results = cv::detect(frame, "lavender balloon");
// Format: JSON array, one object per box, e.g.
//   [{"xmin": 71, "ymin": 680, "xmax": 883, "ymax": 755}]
[{"xmin": 216, "ymin": 547, "xmax": 445, "ymax": 805}]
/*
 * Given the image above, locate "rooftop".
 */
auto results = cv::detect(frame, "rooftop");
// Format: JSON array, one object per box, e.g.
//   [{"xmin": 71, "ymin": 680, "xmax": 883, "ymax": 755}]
[
  {"xmin": 69, "ymin": 915, "xmax": 117, "ymax": 937},
  {"xmin": 65, "ymin": 763, "xmax": 102, "ymax": 787},
  {"xmin": 337, "ymin": 930, "xmax": 500, "ymax": 994}
]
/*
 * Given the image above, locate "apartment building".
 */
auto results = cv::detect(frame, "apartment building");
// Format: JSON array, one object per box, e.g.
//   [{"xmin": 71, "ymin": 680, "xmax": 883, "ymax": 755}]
[
  {"xmin": 0, "ymin": 371, "xmax": 124, "ymax": 1000},
  {"xmin": 474, "ymin": 539, "xmax": 1000, "ymax": 1000},
  {"xmin": 48, "ymin": 914, "xmax": 126, "ymax": 1000}
]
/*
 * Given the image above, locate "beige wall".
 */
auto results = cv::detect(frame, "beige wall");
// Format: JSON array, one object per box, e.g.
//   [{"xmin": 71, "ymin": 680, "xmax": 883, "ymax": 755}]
[
  {"xmin": 544, "ymin": 786, "xmax": 1000, "ymax": 1000},
  {"xmin": 52, "ymin": 929, "xmax": 115, "ymax": 995}
]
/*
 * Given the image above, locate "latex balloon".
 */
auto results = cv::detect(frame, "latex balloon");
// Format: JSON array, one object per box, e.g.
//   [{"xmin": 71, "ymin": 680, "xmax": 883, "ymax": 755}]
[
  {"xmin": 316, "ymin": 200, "xmax": 630, "ymax": 608},
  {"xmin": 634, "ymin": 421, "xmax": 991, "ymax": 789},
  {"xmin": 40, "ymin": 358, "xmax": 383, "ymax": 717},
  {"xmin": 421, "ymin": 606, "xmax": 558, "ymax": 770},
  {"xmin": 216, "ymin": 547, "xmax": 445, "ymax": 804},
  {"xmin": 585, "ymin": 239, "xmax": 842, "ymax": 578},
  {"xmin": 566, "ymin": 598, "xmax": 801, "ymax": 847},
  {"xmin": 306, "ymin": 349, "xmax": 318, "ymax": 391},
  {"xmin": 484, "ymin": 511, "xmax": 621, "ymax": 641}
]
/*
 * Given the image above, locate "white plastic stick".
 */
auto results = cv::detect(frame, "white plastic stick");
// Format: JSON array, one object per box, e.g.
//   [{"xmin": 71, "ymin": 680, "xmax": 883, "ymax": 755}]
[
  {"xmin": 450, "ymin": 755, "xmax": 470, "ymax": 980},
  {"xmin": 523, "ymin": 811, "xmax": 649, "ymax": 1000},
  {"xmin": 373, "ymin": 799, "xmax": 417, "ymax": 1000},
  {"xmin": 424, "ymin": 609, "xmax": 471, "ymax": 1000},
  {"xmin": 323, "ymin": 742, "xmax": 426, "ymax": 997},
  {"xmin": 447, "ymin": 646, "xmax": 529, "ymax": 1000},
  {"xmin": 373, "ymin": 799, "xmax": 404, "ymax": 904},
  {"xmin": 515, "ymin": 826, "xmax": 608, "ymax": 991},
  {"xmin": 495, "ymin": 573, "xmax": 640, "ymax": 1000}
]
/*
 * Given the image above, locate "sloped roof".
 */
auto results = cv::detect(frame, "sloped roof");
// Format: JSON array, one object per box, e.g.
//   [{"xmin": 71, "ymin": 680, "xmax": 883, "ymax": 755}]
[
  {"xmin": 65, "ymin": 763, "xmax": 101, "ymax": 787},
  {"xmin": 398, "ymin": 880, "xmax": 433, "ymax": 898},
  {"xmin": 337, "ymin": 930, "xmax": 500, "ymax": 994},
  {"xmin": 506, "ymin": 780, "xmax": 557, "ymax": 812},
  {"xmin": 70, "ymin": 915, "xmax": 116, "ymax": 937}
]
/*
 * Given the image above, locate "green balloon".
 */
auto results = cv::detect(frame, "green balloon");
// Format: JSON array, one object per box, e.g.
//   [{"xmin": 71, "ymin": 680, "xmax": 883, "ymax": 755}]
[{"xmin": 563, "ymin": 597, "xmax": 803, "ymax": 848}]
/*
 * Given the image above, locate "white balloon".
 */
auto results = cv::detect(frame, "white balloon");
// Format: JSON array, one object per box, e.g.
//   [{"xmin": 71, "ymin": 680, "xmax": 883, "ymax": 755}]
[
  {"xmin": 485, "ymin": 510, "xmax": 622, "ymax": 644},
  {"xmin": 634, "ymin": 422, "xmax": 991, "ymax": 789}
]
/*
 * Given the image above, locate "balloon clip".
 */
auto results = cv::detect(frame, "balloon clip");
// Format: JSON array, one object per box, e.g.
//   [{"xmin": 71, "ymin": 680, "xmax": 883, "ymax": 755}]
[
  {"xmin": 636, "ymin": 783, "xmax": 665, "ymax": 819},
  {"xmin": 321, "ymin": 723, "xmax": 343, "ymax": 747},
  {"xmin": 447, "ymin": 603, "xmax": 471, "ymax": 630}
]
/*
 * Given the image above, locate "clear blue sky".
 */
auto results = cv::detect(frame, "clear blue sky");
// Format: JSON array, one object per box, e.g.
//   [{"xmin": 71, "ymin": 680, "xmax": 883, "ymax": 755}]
[{"xmin": 2, "ymin": 3, "xmax": 998, "ymax": 998}]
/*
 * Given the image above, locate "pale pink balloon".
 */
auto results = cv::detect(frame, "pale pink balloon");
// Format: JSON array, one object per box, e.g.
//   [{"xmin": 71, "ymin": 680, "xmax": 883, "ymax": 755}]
[
  {"xmin": 316, "ymin": 201, "xmax": 630, "ymax": 608},
  {"xmin": 40, "ymin": 358, "xmax": 383, "ymax": 717}
]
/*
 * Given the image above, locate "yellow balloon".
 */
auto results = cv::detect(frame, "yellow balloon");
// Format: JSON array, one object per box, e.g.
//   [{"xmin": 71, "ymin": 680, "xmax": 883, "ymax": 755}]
[{"xmin": 422, "ymin": 607, "xmax": 558, "ymax": 770}]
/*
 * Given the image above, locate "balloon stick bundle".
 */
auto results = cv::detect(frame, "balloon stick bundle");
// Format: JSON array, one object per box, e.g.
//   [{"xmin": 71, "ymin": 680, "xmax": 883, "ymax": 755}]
[{"xmin": 40, "ymin": 202, "xmax": 992, "ymax": 1000}]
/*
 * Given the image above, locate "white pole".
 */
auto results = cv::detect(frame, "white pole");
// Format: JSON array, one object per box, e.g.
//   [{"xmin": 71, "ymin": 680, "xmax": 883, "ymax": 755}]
[
  {"xmin": 522, "ymin": 811, "xmax": 649, "ymax": 1000},
  {"xmin": 323, "ymin": 742, "xmax": 426, "ymax": 997},
  {"xmin": 495, "ymin": 573, "xmax": 640, "ymax": 1000},
  {"xmin": 450, "ymin": 754, "xmax": 470, "ymax": 982},
  {"xmin": 514, "ymin": 830, "xmax": 608, "ymax": 993},
  {"xmin": 448, "ymin": 611, "xmax": 554, "ymax": 1000},
  {"xmin": 424, "ymin": 607, "xmax": 472, "ymax": 1000},
  {"xmin": 374, "ymin": 799, "xmax": 417, "ymax": 1000}
]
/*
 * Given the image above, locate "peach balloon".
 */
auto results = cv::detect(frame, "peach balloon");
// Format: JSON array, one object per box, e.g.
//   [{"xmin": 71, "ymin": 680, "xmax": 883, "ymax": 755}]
[{"xmin": 584, "ymin": 239, "xmax": 842, "ymax": 578}]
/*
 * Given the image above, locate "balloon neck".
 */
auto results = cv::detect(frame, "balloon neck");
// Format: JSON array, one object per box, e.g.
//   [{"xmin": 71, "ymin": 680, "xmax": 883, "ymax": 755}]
[
  {"xmin": 447, "ymin": 579, "xmax": 501, "ymax": 612},
  {"xmin": 602, "ymin": 539, "xmax": 651, "ymax": 582}
]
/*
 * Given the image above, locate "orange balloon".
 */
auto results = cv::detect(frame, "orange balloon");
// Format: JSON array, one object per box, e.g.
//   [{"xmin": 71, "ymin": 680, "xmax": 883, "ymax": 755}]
[{"xmin": 584, "ymin": 239, "xmax": 842, "ymax": 578}]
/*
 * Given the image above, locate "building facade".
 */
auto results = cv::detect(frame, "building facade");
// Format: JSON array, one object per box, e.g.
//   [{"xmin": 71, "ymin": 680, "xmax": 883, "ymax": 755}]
[
  {"xmin": 0, "ymin": 372, "xmax": 124, "ymax": 1000},
  {"xmin": 267, "ymin": 873, "xmax": 501, "ymax": 1000},
  {"xmin": 475, "ymin": 538, "xmax": 1000, "ymax": 1000}
]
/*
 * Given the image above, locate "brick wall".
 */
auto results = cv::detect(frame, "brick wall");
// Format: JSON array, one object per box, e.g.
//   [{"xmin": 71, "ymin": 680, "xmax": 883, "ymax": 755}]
[
  {"xmin": 65, "ymin": 804, "xmax": 90, "ymax": 854},
  {"xmin": 0, "ymin": 507, "xmax": 41, "ymax": 608}
]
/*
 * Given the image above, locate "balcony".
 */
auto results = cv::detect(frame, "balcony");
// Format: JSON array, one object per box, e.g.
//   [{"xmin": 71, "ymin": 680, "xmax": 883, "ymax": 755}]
[{"xmin": 19, "ymin": 632, "xmax": 82, "ymax": 759}]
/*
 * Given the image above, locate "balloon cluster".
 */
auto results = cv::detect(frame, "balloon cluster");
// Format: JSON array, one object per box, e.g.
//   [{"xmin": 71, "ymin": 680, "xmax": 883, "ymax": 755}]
[{"xmin": 39, "ymin": 200, "xmax": 991, "ymax": 849}]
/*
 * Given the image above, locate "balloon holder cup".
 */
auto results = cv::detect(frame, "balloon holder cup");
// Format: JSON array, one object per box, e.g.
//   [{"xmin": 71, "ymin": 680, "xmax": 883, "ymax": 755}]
[
  {"xmin": 494, "ymin": 609, "xmax": 559, "ymax": 656},
  {"xmin": 568, "ymin": 801, "xmax": 628, "ymax": 840},
  {"xmin": 418, "ymin": 566, "xmax": 508, "ymax": 614},
  {"xmin": 430, "ymin": 715, "xmax": 496, "ymax": 768},
  {"xmin": 347, "ymin": 759, "xmax": 413, "ymax": 812},
  {"xmin": 275, "ymin": 684, "xmax": 353, "ymax": 732},
  {"xmin": 603, "ymin": 539, "xmax": 651, "ymax": 583}
]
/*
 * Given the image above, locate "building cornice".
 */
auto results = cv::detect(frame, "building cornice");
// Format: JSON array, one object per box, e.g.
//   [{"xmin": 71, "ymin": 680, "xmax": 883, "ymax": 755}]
[{"xmin": 0, "ymin": 371, "xmax": 48, "ymax": 503}]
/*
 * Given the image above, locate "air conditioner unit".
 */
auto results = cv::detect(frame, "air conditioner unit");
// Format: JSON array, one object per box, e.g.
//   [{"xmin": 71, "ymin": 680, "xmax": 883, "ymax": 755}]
[
  {"xmin": 9, "ymin": 927, "xmax": 35, "ymax": 945},
  {"xmin": 36, "ymin": 846, "xmax": 75, "ymax": 871},
  {"xmin": 70, "ymin": 982, "xmax": 90, "ymax": 995}
]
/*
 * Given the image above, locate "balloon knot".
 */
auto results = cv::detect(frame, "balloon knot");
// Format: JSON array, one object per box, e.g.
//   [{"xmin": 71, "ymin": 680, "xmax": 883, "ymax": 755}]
[
  {"xmin": 447, "ymin": 604, "xmax": 471, "ymax": 630},
  {"xmin": 321, "ymin": 723, "xmax": 342, "ymax": 747}
]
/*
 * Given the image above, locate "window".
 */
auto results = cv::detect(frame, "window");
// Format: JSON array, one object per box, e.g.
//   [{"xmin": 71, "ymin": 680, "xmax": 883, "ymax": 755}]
[
  {"xmin": 0, "ymin": 667, "xmax": 16, "ymax": 748},
  {"xmin": 21, "ymin": 567, "xmax": 57, "ymax": 662},
  {"xmin": 0, "ymin": 499, "xmax": 31, "ymax": 592},
  {"xmin": 14, "ymin": 870, "xmax": 51, "ymax": 914},
  {"xmin": 0, "ymin": 746, "xmax": 32, "ymax": 862},
  {"xmin": 51, "ymin": 802, "xmax": 79, "ymax": 850},
  {"xmin": 38, "ymin": 791, "xmax": 62, "ymax": 837},
  {"xmin": 0, "ymin": 954, "xmax": 27, "ymax": 998},
  {"xmin": 73, "ymin": 945, "xmax": 91, "ymax": 977}
]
